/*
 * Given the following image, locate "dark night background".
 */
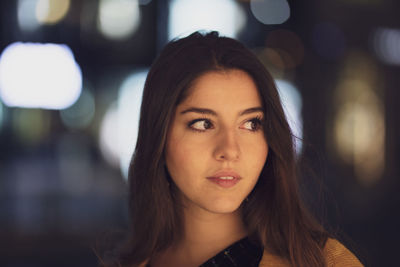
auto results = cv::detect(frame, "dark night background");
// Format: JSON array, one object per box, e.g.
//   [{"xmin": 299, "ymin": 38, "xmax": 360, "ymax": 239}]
[{"xmin": 0, "ymin": 0, "xmax": 399, "ymax": 266}]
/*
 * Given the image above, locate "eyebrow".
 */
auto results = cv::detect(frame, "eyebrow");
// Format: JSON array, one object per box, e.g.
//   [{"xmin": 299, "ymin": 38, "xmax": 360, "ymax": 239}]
[{"xmin": 180, "ymin": 107, "xmax": 264, "ymax": 116}]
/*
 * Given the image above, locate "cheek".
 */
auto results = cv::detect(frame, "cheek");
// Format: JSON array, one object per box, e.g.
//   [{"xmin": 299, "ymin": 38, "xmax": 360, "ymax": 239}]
[
  {"xmin": 245, "ymin": 137, "xmax": 268, "ymax": 174},
  {"xmin": 256, "ymin": 141, "xmax": 269, "ymax": 163},
  {"xmin": 165, "ymin": 134, "xmax": 208, "ymax": 183}
]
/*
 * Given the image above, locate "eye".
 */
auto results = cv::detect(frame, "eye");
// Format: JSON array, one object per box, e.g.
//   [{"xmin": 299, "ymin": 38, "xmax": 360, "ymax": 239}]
[
  {"xmin": 188, "ymin": 118, "xmax": 214, "ymax": 132},
  {"xmin": 242, "ymin": 117, "xmax": 262, "ymax": 131}
]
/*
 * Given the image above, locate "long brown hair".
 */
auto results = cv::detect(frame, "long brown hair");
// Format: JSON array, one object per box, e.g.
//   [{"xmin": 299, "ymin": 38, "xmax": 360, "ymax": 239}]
[{"xmin": 103, "ymin": 31, "xmax": 329, "ymax": 267}]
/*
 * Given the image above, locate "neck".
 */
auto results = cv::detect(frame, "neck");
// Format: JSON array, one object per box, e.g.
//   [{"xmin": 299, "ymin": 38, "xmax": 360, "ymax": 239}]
[
  {"xmin": 164, "ymin": 205, "xmax": 247, "ymax": 266},
  {"xmin": 150, "ymin": 198, "xmax": 248, "ymax": 267},
  {"xmin": 181, "ymin": 205, "xmax": 247, "ymax": 247}
]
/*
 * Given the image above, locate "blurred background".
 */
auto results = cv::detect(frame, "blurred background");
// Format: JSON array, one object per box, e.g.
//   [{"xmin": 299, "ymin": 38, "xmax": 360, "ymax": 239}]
[{"xmin": 0, "ymin": 0, "xmax": 399, "ymax": 266}]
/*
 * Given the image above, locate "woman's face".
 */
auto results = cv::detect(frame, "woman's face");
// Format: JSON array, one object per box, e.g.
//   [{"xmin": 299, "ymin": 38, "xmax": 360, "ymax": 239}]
[{"xmin": 165, "ymin": 69, "xmax": 268, "ymax": 215}]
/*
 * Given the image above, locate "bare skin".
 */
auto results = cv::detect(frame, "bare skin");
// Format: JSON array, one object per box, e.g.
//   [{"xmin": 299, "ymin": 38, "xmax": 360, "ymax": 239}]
[{"xmin": 150, "ymin": 207, "xmax": 246, "ymax": 267}]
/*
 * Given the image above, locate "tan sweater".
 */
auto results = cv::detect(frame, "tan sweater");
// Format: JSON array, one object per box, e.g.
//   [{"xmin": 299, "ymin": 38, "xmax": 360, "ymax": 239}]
[
  {"xmin": 258, "ymin": 238, "xmax": 363, "ymax": 267},
  {"xmin": 139, "ymin": 238, "xmax": 363, "ymax": 267}
]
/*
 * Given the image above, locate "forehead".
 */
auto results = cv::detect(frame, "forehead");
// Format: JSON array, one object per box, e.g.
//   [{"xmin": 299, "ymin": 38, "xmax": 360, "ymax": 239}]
[{"xmin": 180, "ymin": 69, "xmax": 262, "ymax": 108}]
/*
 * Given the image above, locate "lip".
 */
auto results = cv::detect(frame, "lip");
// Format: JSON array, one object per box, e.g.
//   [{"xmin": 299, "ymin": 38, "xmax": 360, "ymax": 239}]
[{"xmin": 206, "ymin": 170, "xmax": 241, "ymax": 188}]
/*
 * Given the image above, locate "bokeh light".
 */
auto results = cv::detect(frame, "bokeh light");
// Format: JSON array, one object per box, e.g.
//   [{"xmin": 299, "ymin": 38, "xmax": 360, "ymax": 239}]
[
  {"xmin": 99, "ymin": 102, "xmax": 120, "ymax": 169},
  {"xmin": 265, "ymin": 29, "xmax": 305, "ymax": 69},
  {"xmin": 18, "ymin": 0, "xmax": 40, "ymax": 31},
  {"xmin": 17, "ymin": 0, "xmax": 70, "ymax": 31},
  {"xmin": 331, "ymin": 52, "xmax": 385, "ymax": 186},
  {"xmin": 0, "ymin": 42, "xmax": 82, "ymax": 110},
  {"xmin": 99, "ymin": 70, "xmax": 147, "ymax": 179},
  {"xmin": 12, "ymin": 108, "xmax": 51, "ymax": 145},
  {"xmin": 168, "ymin": 0, "xmax": 246, "ymax": 40},
  {"xmin": 372, "ymin": 28, "xmax": 400, "ymax": 65},
  {"xmin": 312, "ymin": 22, "xmax": 346, "ymax": 60},
  {"xmin": 35, "ymin": 0, "xmax": 71, "ymax": 25},
  {"xmin": 250, "ymin": 0, "xmax": 290, "ymax": 25},
  {"xmin": 117, "ymin": 70, "xmax": 147, "ymax": 179},
  {"xmin": 253, "ymin": 47, "xmax": 285, "ymax": 79},
  {"xmin": 0, "ymin": 100, "xmax": 3, "ymax": 130},
  {"xmin": 275, "ymin": 79, "xmax": 303, "ymax": 154},
  {"xmin": 60, "ymin": 87, "xmax": 95, "ymax": 130},
  {"xmin": 97, "ymin": 0, "xmax": 141, "ymax": 40}
]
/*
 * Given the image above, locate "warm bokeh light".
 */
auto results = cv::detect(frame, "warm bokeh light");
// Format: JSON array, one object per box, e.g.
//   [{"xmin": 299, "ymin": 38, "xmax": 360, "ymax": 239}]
[
  {"xmin": 60, "ymin": 88, "xmax": 95, "ymax": 130},
  {"xmin": 331, "ymin": 52, "xmax": 385, "ymax": 186},
  {"xmin": 35, "ymin": 0, "xmax": 70, "ymax": 25},
  {"xmin": 18, "ymin": 0, "xmax": 70, "ymax": 30},
  {"xmin": 372, "ymin": 27, "xmax": 400, "ymax": 65},
  {"xmin": 262, "ymin": 48, "xmax": 286, "ymax": 70},
  {"xmin": 253, "ymin": 47, "xmax": 285, "ymax": 79},
  {"xmin": 168, "ymin": 0, "xmax": 246, "ymax": 40},
  {"xmin": 250, "ymin": 0, "xmax": 290, "ymax": 25},
  {"xmin": 18, "ymin": 0, "xmax": 40, "ymax": 31},
  {"xmin": 0, "ymin": 42, "xmax": 82, "ymax": 110},
  {"xmin": 275, "ymin": 79, "xmax": 303, "ymax": 154},
  {"xmin": 312, "ymin": 22, "xmax": 346, "ymax": 60},
  {"xmin": 265, "ymin": 29, "xmax": 304, "ymax": 68},
  {"xmin": 97, "ymin": 0, "xmax": 141, "ymax": 40}
]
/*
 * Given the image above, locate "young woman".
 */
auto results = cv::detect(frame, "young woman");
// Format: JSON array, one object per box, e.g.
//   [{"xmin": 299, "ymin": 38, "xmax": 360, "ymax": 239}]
[{"xmin": 103, "ymin": 31, "xmax": 363, "ymax": 267}]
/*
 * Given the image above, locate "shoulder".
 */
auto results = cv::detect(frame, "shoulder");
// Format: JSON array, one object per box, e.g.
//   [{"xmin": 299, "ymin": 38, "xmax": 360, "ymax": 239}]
[
  {"xmin": 258, "ymin": 238, "xmax": 363, "ymax": 267},
  {"xmin": 323, "ymin": 238, "xmax": 363, "ymax": 267}
]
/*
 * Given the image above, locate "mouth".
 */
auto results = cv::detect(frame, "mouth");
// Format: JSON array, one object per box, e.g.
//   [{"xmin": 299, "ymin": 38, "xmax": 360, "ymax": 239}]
[{"xmin": 206, "ymin": 170, "xmax": 241, "ymax": 188}]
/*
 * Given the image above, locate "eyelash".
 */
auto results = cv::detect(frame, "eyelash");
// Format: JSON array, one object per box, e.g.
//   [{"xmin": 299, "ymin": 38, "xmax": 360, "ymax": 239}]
[{"xmin": 187, "ymin": 116, "xmax": 263, "ymax": 133}]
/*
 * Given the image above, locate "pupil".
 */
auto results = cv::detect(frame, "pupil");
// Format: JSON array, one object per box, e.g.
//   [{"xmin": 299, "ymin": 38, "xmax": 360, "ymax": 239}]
[{"xmin": 251, "ymin": 120, "xmax": 259, "ymax": 130}]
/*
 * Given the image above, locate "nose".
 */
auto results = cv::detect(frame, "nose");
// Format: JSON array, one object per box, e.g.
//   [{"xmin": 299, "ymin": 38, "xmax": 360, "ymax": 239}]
[{"xmin": 213, "ymin": 127, "xmax": 240, "ymax": 161}]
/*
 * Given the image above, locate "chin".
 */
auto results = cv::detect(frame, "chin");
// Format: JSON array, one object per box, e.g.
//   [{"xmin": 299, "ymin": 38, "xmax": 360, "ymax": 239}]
[{"xmin": 204, "ymin": 198, "xmax": 244, "ymax": 214}]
